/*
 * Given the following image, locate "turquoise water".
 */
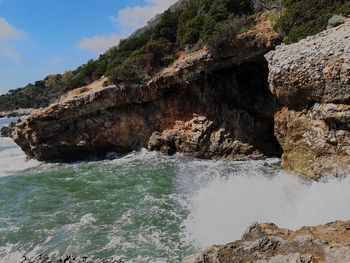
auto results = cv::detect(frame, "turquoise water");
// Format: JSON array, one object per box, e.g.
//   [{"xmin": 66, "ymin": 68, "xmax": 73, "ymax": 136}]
[
  {"xmin": 1, "ymin": 137, "xmax": 350, "ymax": 262},
  {"xmin": 0, "ymin": 142, "xmax": 194, "ymax": 262}
]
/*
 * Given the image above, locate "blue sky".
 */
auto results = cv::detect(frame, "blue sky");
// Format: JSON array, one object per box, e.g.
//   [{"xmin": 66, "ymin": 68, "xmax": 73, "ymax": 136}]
[{"xmin": 0, "ymin": 0, "xmax": 177, "ymax": 94}]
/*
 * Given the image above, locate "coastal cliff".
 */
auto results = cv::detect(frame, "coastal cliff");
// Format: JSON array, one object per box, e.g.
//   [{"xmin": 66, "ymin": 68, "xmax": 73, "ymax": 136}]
[
  {"xmin": 12, "ymin": 16, "xmax": 350, "ymax": 179},
  {"xmin": 266, "ymin": 19, "xmax": 350, "ymax": 178},
  {"xmin": 13, "ymin": 14, "xmax": 282, "ymax": 162}
]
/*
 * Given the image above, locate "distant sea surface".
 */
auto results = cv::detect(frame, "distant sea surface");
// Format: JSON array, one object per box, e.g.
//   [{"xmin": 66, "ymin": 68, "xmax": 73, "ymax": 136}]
[
  {"xmin": 0, "ymin": 117, "xmax": 18, "ymax": 126},
  {"xmin": 1, "ymin": 135, "xmax": 350, "ymax": 262}
]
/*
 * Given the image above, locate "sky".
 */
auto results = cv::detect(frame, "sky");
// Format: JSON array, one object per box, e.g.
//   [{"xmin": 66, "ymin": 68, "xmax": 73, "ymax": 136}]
[{"xmin": 0, "ymin": 0, "xmax": 177, "ymax": 94}]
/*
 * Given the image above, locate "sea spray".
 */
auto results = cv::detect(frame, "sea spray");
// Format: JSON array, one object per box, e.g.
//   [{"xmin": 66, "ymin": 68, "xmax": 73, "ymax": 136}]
[
  {"xmin": 182, "ymin": 171, "xmax": 350, "ymax": 248},
  {"xmin": 1, "ymin": 139, "xmax": 350, "ymax": 262},
  {"xmin": 0, "ymin": 137, "xmax": 39, "ymax": 175}
]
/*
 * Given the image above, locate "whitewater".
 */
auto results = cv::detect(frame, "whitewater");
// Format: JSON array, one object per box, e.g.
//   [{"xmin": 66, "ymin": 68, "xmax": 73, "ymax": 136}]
[{"xmin": 1, "ymin": 118, "xmax": 350, "ymax": 262}]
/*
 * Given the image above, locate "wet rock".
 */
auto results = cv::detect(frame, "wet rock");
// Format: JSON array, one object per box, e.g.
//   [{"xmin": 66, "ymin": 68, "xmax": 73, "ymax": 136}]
[
  {"xmin": 3, "ymin": 254, "xmax": 124, "ymax": 263},
  {"xmin": 183, "ymin": 220, "xmax": 350, "ymax": 263},
  {"xmin": 0, "ymin": 121, "xmax": 18, "ymax": 137}
]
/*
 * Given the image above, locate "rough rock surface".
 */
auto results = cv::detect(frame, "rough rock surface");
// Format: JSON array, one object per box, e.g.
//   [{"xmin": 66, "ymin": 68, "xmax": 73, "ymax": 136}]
[
  {"xmin": 14, "ymin": 25, "xmax": 281, "ymax": 161},
  {"xmin": 0, "ymin": 108, "xmax": 35, "ymax": 118},
  {"xmin": 265, "ymin": 19, "xmax": 350, "ymax": 178},
  {"xmin": 183, "ymin": 220, "xmax": 350, "ymax": 263},
  {"xmin": 0, "ymin": 254, "xmax": 122, "ymax": 263},
  {"xmin": 148, "ymin": 114, "xmax": 264, "ymax": 159},
  {"xmin": 0, "ymin": 122, "xmax": 17, "ymax": 137}
]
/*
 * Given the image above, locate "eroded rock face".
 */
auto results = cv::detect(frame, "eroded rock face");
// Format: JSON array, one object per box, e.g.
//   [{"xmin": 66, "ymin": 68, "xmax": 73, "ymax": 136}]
[
  {"xmin": 183, "ymin": 220, "xmax": 350, "ymax": 263},
  {"xmin": 275, "ymin": 105, "xmax": 350, "ymax": 178},
  {"xmin": 14, "ymin": 47, "xmax": 280, "ymax": 161},
  {"xmin": 148, "ymin": 114, "xmax": 263, "ymax": 160},
  {"xmin": 0, "ymin": 122, "xmax": 16, "ymax": 137},
  {"xmin": 266, "ymin": 19, "xmax": 350, "ymax": 178}
]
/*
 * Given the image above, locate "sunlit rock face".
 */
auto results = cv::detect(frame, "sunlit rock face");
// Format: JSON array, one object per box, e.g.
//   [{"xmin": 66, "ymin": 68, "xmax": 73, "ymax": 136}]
[
  {"xmin": 266, "ymin": 19, "xmax": 350, "ymax": 178},
  {"xmin": 183, "ymin": 220, "xmax": 350, "ymax": 263},
  {"xmin": 14, "ymin": 47, "xmax": 281, "ymax": 162}
]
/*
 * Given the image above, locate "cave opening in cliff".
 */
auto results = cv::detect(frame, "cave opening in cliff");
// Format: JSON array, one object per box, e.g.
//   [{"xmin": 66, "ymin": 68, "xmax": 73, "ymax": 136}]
[{"xmin": 203, "ymin": 55, "xmax": 282, "ymax": 158}]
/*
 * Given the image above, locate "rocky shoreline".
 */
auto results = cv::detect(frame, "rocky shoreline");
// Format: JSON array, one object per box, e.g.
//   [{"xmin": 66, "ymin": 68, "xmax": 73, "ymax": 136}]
[
  {"xmin": 2, "ymin": 254, "xmax": 123, "ymax": 263},
  {"xmin": 0, "ymin": 1, "xmax": 350, "ymax": 262},
  {"xmin": 12, "ymin": 13, "xmax": 282, "ymax": 163},
  {"xmin": 9, "ymin": 17, "xmax": 350, "ymax": 179},
  {"xmin": 0, "ymin": 121, "xmax": 17, "ymax": 137},
  {"xmin": 183, "ymin": 220, "xmax": 350, "ymax": 263},
  {"xmin": 0, "ymin": 108, "xmax": 36, "ymax": 118},
  {"xmin": 3, "ymin": 220, "xmax": 349, "ymax": 263}
]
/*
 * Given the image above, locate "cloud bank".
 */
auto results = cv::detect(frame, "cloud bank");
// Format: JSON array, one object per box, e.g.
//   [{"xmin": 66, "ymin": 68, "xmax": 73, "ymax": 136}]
[
  {"xmin": 77, "ymin": 0, "xmax": 177, "ymax": 54},
  {"xmin": 110, "ymin": 0, "xmax": 178, "ymax": 30},
  {"xmin": 77, "ymin": 34, "xmax": 122, "ymax": 54},
  {"xmin": 0, "ymin": 18, "xmax": 24, "ymax": 62}
]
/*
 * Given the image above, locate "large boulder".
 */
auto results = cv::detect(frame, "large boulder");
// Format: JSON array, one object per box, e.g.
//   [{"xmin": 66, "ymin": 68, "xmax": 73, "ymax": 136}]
[{"xmin": 265, "ymin": 19, "xmax": 350, "ymax": 178}]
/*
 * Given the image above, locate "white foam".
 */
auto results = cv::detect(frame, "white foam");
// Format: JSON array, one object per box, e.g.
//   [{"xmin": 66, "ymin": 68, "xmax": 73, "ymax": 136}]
[
  {"xmin": 182, "ymin": 168, "xmax": 350, "ymax": 249},
  {"xmin": 79, "ymin": 213, "xmax": 97, "ymax": 225},
  {"xmin": 0, "ymin": 137, "xmax": 39, "ymax": 176}
]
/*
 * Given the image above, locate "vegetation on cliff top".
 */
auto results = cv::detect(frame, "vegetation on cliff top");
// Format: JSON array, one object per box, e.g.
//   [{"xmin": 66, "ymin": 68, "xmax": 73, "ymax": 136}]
[
  {"xmin": 0, "ymin": 0, "xmax": 255, "ymax": 111},
  {"xmin": 1, "ymin": 0, "xmax": 350, "ymax": 111},
  {"xmin": 276, "ymin": 0, "xmax": 350, "ymax": 43}
]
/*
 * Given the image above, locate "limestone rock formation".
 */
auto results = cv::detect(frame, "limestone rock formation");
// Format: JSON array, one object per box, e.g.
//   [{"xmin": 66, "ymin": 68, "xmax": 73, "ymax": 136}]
[
  {"xmin": 265, "ymin": 19, "xmax": 350, "ymax": 178},
  {"xmin": 0, "ymin": 108, "xmax": 35, "ymax": 118},
  {"xmin": 148, "ymin": 114, "xmax": 264, "ymax": 159},
  {"xmin": 0, "ymin": 122, "xmax": 16, "ymax": 137},
  {"xmin": 183, "ymin": 220, "xmax": 350, "ymax": 263},
  {"xmin": 13, "ymin": 25, "xmax": 281, "ymax": 161}
]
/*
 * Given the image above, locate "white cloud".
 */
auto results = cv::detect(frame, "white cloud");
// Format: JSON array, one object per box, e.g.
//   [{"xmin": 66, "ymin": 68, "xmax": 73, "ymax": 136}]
[
  {"xmin": 0, "ymin": 18, "xmax": 24, "ymax": 62},
  {"xmin": 78, "ymin": 0, "xmax": 177, "ymax": 55},
  {"xmin": 52, "ymin": 56, "xmax": 63, "ymax": 65},
  {"xmin": 0, "ymin": 17, "xmax": 23, "ymax": 42},
  {"xmin": 110, "ymin": 0, "xmax": 178, "ymax": 31},
  {"xmin": 0, "ymin": 46, "xmax": 21, "ymax": 62},
  {"xmin": 77, "ymin": 34, "xmax": 122, "ymax": 54}
]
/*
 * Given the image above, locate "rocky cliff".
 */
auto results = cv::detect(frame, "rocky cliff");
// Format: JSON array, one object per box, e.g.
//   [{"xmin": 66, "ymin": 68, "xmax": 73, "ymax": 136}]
[
  {"xmin": 13, "ymin": 14, "xmax": 282, "ymax": 162},
  {"xmin": 183, "ymin": 220, "xmax": 350, "ymax": 263},
  {"xmin": 11, "ymin": 13, "xmax": 350, "ymax": 179},
  {"xmin": 265, "ymin": 19, "xmax": 350, "ymax": 179}
]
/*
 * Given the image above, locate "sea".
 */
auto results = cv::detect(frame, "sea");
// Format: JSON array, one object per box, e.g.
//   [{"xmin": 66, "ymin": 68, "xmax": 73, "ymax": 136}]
[
  {"xmin": 1, "ymin": 117, "xmax": 350, "ymax": 262},
  {"xmin": 0, "ymin": 118, "xmax": 18, "ymax": 126}
]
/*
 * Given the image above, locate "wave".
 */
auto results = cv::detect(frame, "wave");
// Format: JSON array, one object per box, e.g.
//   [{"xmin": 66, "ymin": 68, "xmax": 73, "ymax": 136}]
[
  {"xmin": 1, "ymin": 141, "xmax": 350, "ymax": 261},
  {"xmin": 0, "ymin": 137, "xmax": 40, "ymax": 176},
  {"xmin": 180, "ymin": 163, "xmax": 350, "ymax": 249}
]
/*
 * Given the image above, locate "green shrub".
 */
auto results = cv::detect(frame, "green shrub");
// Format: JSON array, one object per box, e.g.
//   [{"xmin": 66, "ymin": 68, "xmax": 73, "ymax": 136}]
[
  {"xmin": 207, "ymin": 15, "xmax": 254, "ymax": 56},
  {"xmin": 182, "ymin": 16, "xmax": 205, "ymax": 45},
  {"xmin": 276, "ymin": 0, "xmax": 350, "ymax": 43},
  {"xmin": 0, "ymin": 0, "xmax": 256, "ymax": 110}
]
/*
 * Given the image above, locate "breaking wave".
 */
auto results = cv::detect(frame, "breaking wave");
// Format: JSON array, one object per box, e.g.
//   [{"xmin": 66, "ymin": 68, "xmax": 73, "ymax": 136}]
[{"xmin": 0, "ymin": 138, "xmax": 350, "ymax": 262}]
